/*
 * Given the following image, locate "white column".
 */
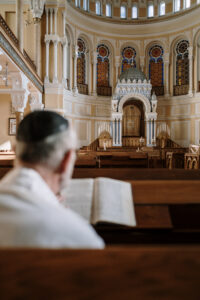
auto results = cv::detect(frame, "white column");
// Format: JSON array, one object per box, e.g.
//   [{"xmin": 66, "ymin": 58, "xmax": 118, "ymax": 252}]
[
  {"xmin": 53, "ymin": 40, "xmax": 58, "ymax": 84},
  {"xmin": 62, "ymin": 40, "xmax": 68, "ymax": 88},
  {"xmin": 34, "ymin": 22, "xmax": 41, "ymax": 76},
  {"xmin": 140, "ymin": 56, "xmax": 145, "ymax": 72},
  {"xmin": 50, "ymin": 8, "xmax": 53, "ymax": 34},
  {"xmin": 115, "ymin": 56, "xmax": 120, "ymax": 83},
  {"xmin": 62, "ymin": 11, "xmax": 66, "ymax": 36},
  {"xmin": 16, "ymin": 0, "xmax": 23, "ymax": 52},
  {"xmin": 164, "ymin": 53, "xmax": 170, "ymax": 97},
  {"xmin": 54, "ymin": 8, "xmax": 58, "ymax": 35},
  {"xmin": 45, "ymin": 8, "xmax": 49, "ymax": 34},
  {"xmin": 69, "ymin": 43, "xmax": 73, "ymax": 91},
  {"xmin": 116, "ymin": 118, "xmax": 119, "ymax": 145},
  {"xmin": 45, "ymin": 40, "xmax": 50, "ymax": 83},
  {"xmin": 92, "ymin": 51, "xmax": 97, "ymax": 96},
  {"xmin": 188, "ymin": 46, "xmax": 193, "ymax": 97},
  {"xmin": 73, "ymin": 45, "xmax": 78, "ymax": 93},
  {"xmin": 88, "ymin": 57, "xmax": 92, "ymax": 95},
  {"xmin": 115, "ymin": 63, "xmax": 120, "ymax": 83},
  {"xmin": 119, "ymin": 119, "xmax": 122, "ymax": 146}
]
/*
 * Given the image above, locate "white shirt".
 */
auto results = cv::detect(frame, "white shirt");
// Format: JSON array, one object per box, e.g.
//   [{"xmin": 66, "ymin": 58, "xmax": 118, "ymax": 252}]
[{"xmin": 0, "ymin": 167, "xmax": 104, "ymax": 249}]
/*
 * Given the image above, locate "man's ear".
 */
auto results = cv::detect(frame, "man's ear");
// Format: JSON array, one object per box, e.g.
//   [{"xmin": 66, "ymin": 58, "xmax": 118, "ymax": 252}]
[{"xmin": 57, "ymin": 150, "xmax": 73, "ymax": 174}]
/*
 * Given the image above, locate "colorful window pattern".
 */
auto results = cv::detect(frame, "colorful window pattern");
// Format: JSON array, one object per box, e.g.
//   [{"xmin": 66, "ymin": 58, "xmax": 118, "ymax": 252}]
[
  {"xmin": 176, "ymin": 40, "xmax": 189, "ymax": 86},
  {"xmin": 149, "ymin": 45, "xmax": 164, "ymax": 87},
  {"xmin": 97, "ymin": 44, "xmax": 110, "ymax": 87},
  {"xmin": 77, "ymin": 38, "xmax": 86, "ymax": 85},
  {"xmin": 121, "ymin": 47, "xmax": 137, "ymax": 73}
]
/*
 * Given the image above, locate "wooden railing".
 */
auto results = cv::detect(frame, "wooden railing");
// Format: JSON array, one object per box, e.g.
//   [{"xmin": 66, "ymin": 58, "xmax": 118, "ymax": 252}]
[
  {"xmin": 0, "ymin": 14, "xmax": 37, "ymax": 72},
  {"xmin": 23, "ymin": 49, "xmax": 37, "ymax": 71},
  {"xmin": 152, "ymin": 86, "xmax": 164, "ymax": 96},
  {"xmin": 97, "ymin": 86, "xmax": 112, "ymax": 96},
  {"xmin": 77, "ymin": 83, "xmax": 88, "ymax": 95},
  {"xmin": 173, "ymin": 84, "xmax": 189, "ymax": 96}
]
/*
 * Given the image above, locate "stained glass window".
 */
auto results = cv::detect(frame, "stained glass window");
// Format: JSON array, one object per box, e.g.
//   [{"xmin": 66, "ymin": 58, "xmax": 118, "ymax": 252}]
[
  {"xmin": 120, "ymin": 6, "xmax": 126, "ymax": 18},
  {"xmin": 132, "ymin": 5, "xmax": 138, "ymax": 19},
  {"xmin": 149, "ymin": 45, "xmax": 164, "ymax": 95},
  {"xmin": 184, "ymin": 0, "xmax": 190, "ymax": 8},
  {"xmin": 121, "ymin": 47, "xmax": 137, "ymax": 73},
  {"xmin": 176, "ymin": 40, "xmax": 189, "ymax": 86},
  {"xmin": 106, "ymin": 3, "xmax": 111, "ymax": 17},
  {"xmin": 97, "ymin": 44, "xmax": 110, "ymax": 87},
  {"xmin": 148, "ymin": 3, "xmax": 154, "ymax": 17},
  {"xmin": 174, "ymin": 0, "xmax": 180, "ymax": 11},
  {"xmin": 96, "ymin": 1, "xmax": 101, "ymax": 15},
  {"xmin": 159, "ymin": 1, "xmax": 165, "ymax": 15},
  {"xmin": 77, "ymin": 38, "xmax": 86, "ymax": 85}
]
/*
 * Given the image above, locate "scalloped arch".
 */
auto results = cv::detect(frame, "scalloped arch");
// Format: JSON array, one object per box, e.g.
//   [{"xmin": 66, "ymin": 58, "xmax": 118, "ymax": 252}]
[{"xmin": 118, "ymin": 93, "xmax": 151, "ymax": 114}]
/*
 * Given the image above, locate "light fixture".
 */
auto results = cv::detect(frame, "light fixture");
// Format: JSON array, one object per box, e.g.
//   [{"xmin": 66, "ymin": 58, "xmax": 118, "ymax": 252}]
[{"xmin": 0, "ymin": 62, "xmax": 9, "ymax": 86}]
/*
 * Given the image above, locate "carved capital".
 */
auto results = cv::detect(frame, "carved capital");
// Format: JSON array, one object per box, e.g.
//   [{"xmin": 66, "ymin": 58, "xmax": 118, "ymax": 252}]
[
  {"xmin": 11, "ymin": 93, "xmax": 27, "ymax": 113},
  {"xmin": 30, "ymin": 0, "xmax": 45, "ymax": 22},
  {"xmin": 29, "ymin": 93, "xmax": 44, "ymax": 111}
]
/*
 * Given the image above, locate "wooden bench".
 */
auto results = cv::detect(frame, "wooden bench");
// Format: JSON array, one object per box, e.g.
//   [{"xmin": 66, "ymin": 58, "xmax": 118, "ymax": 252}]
[
  {"xmin": 0, "ymin": 246, "xmax": 200, "ymax": 300},
  {"xmin": 94, "ymin": 180, "xmax": 200, "ymax": 244},
  {"xmin": 73, "ymin": 167, "xmax": 200, "ymax": 180}
]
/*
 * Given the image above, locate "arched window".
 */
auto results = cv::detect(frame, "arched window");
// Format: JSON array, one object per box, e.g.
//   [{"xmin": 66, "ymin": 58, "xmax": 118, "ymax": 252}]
[
  {"xmin": 97, "ymin": 44, "xmax": 111, "ymax": 96},
  {"xmin": 149, "ymin": 45, "xmax": 164, "ymax": 96},
  {"xmin": 75, "ymin": 0, "xmax": 80, "ymax": 7},
  {"xmin": 106, "ymin": 3, "xmax": 112, "ymax": 17},
  {"xmin": 96, "ymin": 1, "xmax": 101, "ymax": 15},
  {"xmin": 83, "ymin": 0, "xmax": 88, "ymax": 10},
  {"xmin": 184, "ymin": 0, "xmax": 190, "ymax": 8},
  {"xmin": 148, "ymin": 3, "xmax": 154, "ymax": 17},
  {"xmin": 174, "ymin": 0, "xmax": 180, "ymax": 11},
  {"xmin": 77, "ymin": 38, "xmax": 88, "ymax": 95},
  {"xmin": 132, "ymin": 5, "xmax": 138, "ymax": 19},
  {"xmin": 174, "ymin": 40, "xmax": 189, "ymax": 95},
  {"xmin": 159, "ymin": 1, "xmax": 165, "ymax": 15},
  {"xmin": 121, "ymin": 47, "xmax": 137, "ymax": 73},
  {"xmin": 120, "ymin": 5, "xmax": 126, "ymax": 18}
]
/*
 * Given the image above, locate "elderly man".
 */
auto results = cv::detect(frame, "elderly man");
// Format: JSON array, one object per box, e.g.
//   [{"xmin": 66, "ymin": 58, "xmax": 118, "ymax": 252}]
[{"xmin": 0, "ymin": 111, "xmax": 104, "ymax": 248}]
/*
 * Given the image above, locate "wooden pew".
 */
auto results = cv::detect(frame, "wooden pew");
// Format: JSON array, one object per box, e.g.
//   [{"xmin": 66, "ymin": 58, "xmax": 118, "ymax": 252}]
[
  {"xmin": 94, "ymin": 180, "xmax": 200, "ymax": 244},
  {"xmin": 0, "ymin": 246, "xmax": 200, "ymax": 300},
  {"xmin": 73, "ymin": 167, "xmax": 200, "ymax": 180},
  {"xmin": 0, "ymin": 152, "xmax": 15, "ymax": 179}
]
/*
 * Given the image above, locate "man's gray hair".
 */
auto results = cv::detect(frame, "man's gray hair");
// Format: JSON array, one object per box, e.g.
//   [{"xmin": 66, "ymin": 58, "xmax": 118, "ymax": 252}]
[{"xmin": 16, "ymin": 128, "xmax": 77, "ymax": 170}]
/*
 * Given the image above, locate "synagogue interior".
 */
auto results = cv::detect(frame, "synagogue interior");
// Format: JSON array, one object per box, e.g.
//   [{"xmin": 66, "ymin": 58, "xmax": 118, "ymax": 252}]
[{"xmin": 0, "ymin": 0, "xmax": 200, "ymax": 298}]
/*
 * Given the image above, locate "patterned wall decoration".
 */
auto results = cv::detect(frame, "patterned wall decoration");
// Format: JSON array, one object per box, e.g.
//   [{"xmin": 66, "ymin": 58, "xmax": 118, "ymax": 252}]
[
  {"xmin": 97, "ymin": 44, "xmax": 110, "ymax": 87},
  {"xmin": 176, "ymin": 40, "xmax": 189, "ymax": 86},
  {"xmin": 149, "ymin": 45, "xmax": 164, "ymax": 95},
  {"xmin": 121, "ymin": 47, "xmax": 137, "ymax": 73},
  {"xmin": 77, "ymin": 38, "xmax": 86, "ymax": 85}
]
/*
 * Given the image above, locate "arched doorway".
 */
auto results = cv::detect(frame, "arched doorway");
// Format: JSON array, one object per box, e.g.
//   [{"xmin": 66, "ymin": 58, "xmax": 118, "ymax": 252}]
[{"xmin": 122, "ymin": 99, "xmax": 145, "ymax": 138}]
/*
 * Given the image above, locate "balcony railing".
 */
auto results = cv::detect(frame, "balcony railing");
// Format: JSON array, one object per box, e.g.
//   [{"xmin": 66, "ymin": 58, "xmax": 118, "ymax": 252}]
[
  {"xmin": 97, "ymin": 86, "xmax": 112, "ymax": 96},
  {"xmin": 152, "ymin": 86, "xmax": 164, "ymax": 96},
  {"xmin": 77, "ymin": 83, "xmax": 88, "ymax": 95},
  {"xmin": 0, "ymin": 14, "xmax": 19, "ymax": 48},
  {"xmin": 23, "ymin": 50, "xmax": 36, "ymax": 71},
  {"xmin": 173, "ymin": 85, "xmax": 189, "ymax": 96},
  {"xmin": 0, "ymin": 14, "xmax": 37, "ymax": 72}
]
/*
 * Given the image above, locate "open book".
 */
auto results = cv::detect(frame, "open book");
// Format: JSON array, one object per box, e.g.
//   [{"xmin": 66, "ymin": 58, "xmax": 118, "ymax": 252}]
[{"xmin": 62, "ymin": 177, "xmax": 136, "ymax": 227}]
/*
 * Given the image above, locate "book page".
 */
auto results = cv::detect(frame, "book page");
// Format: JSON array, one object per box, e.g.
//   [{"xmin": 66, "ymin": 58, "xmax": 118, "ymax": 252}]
[
  {"xmin": 91, "ymin": 177, "xmax": 136, "ymax": 227},
  {"xmin": 61, "ymin": 179, "xmax": 94, "ymax": 223}
]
